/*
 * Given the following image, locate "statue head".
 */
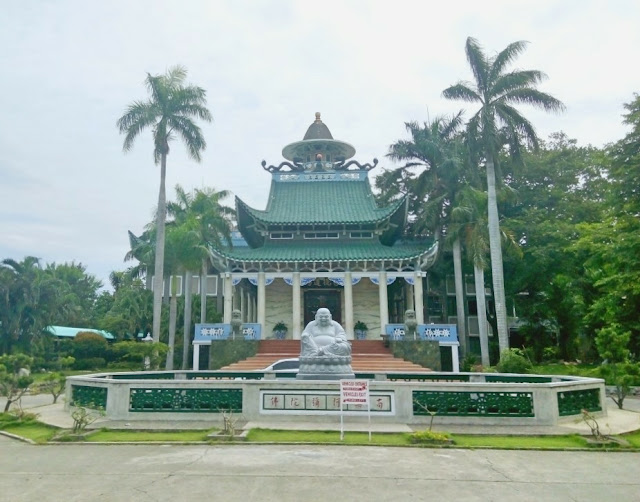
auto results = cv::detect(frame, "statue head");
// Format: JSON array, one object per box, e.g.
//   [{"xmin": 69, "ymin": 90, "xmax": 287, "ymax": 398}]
[
  {"xmin": 232, "ymin": 309, "xmax": 242, "ymax": 321},
  {"xmin": 315, "ymin": 308, "xmax": 332, "ymax": 327},
  {"xmin": 405, "ymin": 309, "xmax": 416, "ymax": 320}
]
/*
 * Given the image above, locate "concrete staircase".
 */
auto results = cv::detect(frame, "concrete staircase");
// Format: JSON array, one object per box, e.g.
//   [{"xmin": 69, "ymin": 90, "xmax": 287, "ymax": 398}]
[{"xmin": 221, "ymin": 340, "xmax": 429, "ymax": 372}]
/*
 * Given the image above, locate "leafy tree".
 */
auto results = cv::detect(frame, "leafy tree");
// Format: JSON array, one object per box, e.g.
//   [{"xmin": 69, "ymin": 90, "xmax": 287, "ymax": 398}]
[
  {"xmin": 44, "ymin": 262, "xmax": 102, "ymax": 326},
  {"xmin": 117, "ymin": 65, "xmax": 212, "ymax": 344},
  {"xmin": 443, "ymin": 37, "xmax": 564, "ymax": 356},
  {"xmin": 72, "ymin": 332, "xmax": 108, "ymax": 362},
  {"xmin": 40, "ymin": 372, "xmax": 67, "ymax": 404},
  {"xmin": 0, "ymin": 257, "xmax": 61, "ymax": 353},
  {"xmin": 503, "ymin": 133, "xmax": 607, "ymax": 360},
  {"xmin": 0, "ymin": 354, "xmax": 34, "ymax": 412},
  {"xmin": 573, "ymin": 95, "xmax": 640, "ymax": 357}
]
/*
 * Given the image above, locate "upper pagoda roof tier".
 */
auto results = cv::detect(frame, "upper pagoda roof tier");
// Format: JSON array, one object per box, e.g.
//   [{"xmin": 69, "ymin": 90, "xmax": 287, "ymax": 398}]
[
  {"xmin": 282, "ymin": 113, "xmax": 356, "ymax": 163},
  {"xmin": 239, "ymin": 171, "xmax": 403, "ymax": 225}
]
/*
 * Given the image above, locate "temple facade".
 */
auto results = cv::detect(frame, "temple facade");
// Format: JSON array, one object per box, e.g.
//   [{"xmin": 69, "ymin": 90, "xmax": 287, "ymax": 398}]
[{"xmin": 209, "ymin": 113, "xmax": 438, "ymax": 340}]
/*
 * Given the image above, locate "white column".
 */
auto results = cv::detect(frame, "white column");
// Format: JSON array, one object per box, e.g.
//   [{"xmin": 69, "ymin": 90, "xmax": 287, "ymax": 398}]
[
  {"xmin": 251, "ymin": 295, "xmax": 257, "ymax": 322},
  {"xmin": 378, "ymin": 270, "xmax": 389, "ymax": 337},
  {"xmin": 451, "ymin": 345, "xmax": 460, "ymax": 373},
  {"xmin": 192, "ymin": 344, "xmax": 200, "ymax": 370},
  {"xmin": 240, "ymin": 286, "xmax": 246, "ymax": 322},
  {"xmin": 344, "ymin": 271, "xmax": 354, "ymax": 339},
  {"xmin": 292, "ymin": 272, "xmax": 301, "ymax": 340},
  {"xmin": 257, "ymin": 271, "xmax": 266, "ymax": 330},
  {"xmin": 223, "ymin": 274, "xmax": 233, "ymax": 323},
  {"xmin": 414, "ymin": 271, "xmax": 424, "ymax": 324},
  {"xmin": 406, "ymin": 281, "xmax": 414, "ymax": 311}
]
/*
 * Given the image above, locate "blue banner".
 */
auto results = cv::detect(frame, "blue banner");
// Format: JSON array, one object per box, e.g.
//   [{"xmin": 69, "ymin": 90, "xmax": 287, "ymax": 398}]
[
  {"xmin": 194, "ymin": 323, "xmax": 262, "ymax": 342},
  {"xmin": 385, "ymin": 324, "xmax": 458, "ymax": 343}
]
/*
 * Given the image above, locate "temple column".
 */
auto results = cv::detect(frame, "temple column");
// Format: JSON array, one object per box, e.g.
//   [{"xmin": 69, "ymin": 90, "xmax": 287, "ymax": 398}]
[
  {"xmin": 378, "ymin": 270, "xmax": 389, "ymax": 337},
  {"xmin": 292, "ymin": 272, "xmax": 301, "ymax": 340},
  {"xmin": 344, "ymin": 271, "xmax": 354, "ymax": 339},
  {"xmin": 223, "ymin": 273, "xmax": 233, "ymax": 323},
  {"xmin": 257, "ymin": 271, "xmax": 266, "ymax": 330},
  {"xmin": 414, "ymin": 270, "xmax": 424, "ymax": 324},
  {"xmin": 240, "ymin": 284, "xmax": 246, "ymax": 322},
  {"xmin": 406, "ymin": 280, "xmax": 414, "ymax": 311}
]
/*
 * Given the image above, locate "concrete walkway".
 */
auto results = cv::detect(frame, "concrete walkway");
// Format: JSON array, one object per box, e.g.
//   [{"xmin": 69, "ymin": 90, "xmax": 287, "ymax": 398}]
[{"xmin": 3, "ymin": 393, "xmax": 639, "ymax": 436}]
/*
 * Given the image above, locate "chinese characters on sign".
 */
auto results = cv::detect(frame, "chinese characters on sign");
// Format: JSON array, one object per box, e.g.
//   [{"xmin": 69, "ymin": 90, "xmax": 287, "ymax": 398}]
[{"xmin": 261, "ymin": 391, "xmax": 392, "ymax": 413}]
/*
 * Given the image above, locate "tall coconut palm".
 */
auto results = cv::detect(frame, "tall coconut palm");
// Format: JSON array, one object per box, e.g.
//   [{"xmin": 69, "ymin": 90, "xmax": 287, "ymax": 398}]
[
  {"xmin": 386, "ymin": 113, "xmax": 472, "ymax": 355},
  {"xmin": 443, "ymin": 38, "xmax": 564, "ymax": 355},
  {"xmin": 117, "ymin": 66, "xmax": 212, "ymax": 344}
]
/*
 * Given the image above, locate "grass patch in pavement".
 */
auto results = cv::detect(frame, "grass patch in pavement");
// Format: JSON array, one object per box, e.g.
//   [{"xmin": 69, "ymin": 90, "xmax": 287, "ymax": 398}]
[
  {"xmin": 85, "ymin": 429, "xmax": 215, "ymax": 442},
  {"xmin": 246, "ymin": 428, "xmax": 412, "ymax": 445},
  {"xmin": 450, "ymin": 434, "xmax": 588, "ymax": 449},
  {"xmin": 2, "ymin": 423, "xmax": 60, "ymax": 444},
  {"xmin": 621, "ymin": 430, "xmax": 640, "ymax": 447}
]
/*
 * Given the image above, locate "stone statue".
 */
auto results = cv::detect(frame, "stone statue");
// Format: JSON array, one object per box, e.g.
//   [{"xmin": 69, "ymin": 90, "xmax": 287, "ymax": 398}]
[
  {"xmin": 297, "ymin": 308, "xmax": 355, "ymax": 380},
  {"xmin": 230, "ymin": 309, "xmax": 242, "ymax": 339},
  {"xmin": 404, "ymin": 309, "xmax": 418, "ymax": 340}
]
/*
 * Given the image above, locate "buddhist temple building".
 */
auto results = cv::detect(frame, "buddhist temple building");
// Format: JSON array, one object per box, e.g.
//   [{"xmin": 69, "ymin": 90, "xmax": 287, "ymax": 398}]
[{"xmin": 208, "ymin": 113, "xmax": 439, "ymax": 339}]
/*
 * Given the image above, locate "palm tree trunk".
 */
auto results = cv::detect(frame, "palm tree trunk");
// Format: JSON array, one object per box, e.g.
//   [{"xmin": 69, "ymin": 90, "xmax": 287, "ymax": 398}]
[
  {"xmin": 452, "ymin": 237, "xmax": 467, "ymax": 358},
  {"xmin": 182, "ymin": 270, "xmax": 192, "ymax": 369},
  {"xmin": 474, "ymin": 263, "xmax": 490, "ymax": 367},
  {"xmin": 200, "ymin": 259, "xmax": 207, "ymax": 323},
  {"xmin": 151, "ymin": 153, "xmax": 168, "ymax": 343},
  {"xmin": 166, "ymin": 275, "xmax": 177, "ymax": 370},
  {"xmin": 485, "ymin": 156, "xmax": 509, "ymax": 356}
]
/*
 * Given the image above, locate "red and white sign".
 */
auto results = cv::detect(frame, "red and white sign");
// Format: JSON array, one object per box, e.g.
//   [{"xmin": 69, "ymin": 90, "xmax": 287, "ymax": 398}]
[{"xmin": 340, "ymin": 379, "xmax": 369, "ymax": 405}]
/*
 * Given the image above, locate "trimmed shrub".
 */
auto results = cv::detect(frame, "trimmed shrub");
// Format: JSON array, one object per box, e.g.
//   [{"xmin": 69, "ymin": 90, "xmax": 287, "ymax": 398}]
[{"xmin": 496, "ymin": 349, "xmax": 533, "ymax": 374}]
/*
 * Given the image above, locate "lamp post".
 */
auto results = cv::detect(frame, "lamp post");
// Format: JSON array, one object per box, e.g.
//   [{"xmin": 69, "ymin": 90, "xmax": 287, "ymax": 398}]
[{"xmin": 142, "ymin": 332, "xmax": 153, "ymax": 370}]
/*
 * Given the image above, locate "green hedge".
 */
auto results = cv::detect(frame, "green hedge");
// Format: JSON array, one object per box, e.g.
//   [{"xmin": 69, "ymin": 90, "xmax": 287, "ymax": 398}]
[{"xmin": 208, "ymin": 340, "xmax": 259, "ymax": 370}]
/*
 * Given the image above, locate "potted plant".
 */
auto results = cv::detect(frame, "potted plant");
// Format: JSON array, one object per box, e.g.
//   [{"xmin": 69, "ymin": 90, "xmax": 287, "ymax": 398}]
[
  {"xmin": 273, "ymin": 321, "xmax": 288, "ymax": 339},
  {"xmin": 354, "ymin": 320, "xmax": 368, "ymax": 340}
]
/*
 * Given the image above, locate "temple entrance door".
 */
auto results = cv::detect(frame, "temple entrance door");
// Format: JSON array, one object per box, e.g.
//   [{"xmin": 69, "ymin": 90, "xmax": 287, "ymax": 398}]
[{"xmin": 304, "ymin": 290, "xmax": 342, "ymax": 326}]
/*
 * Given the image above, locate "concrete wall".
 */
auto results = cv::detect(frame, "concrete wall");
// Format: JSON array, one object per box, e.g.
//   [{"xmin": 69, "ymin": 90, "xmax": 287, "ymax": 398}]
[{"xmin": 66, "ymin": 372, "xmax": 607, "ymax": 426}]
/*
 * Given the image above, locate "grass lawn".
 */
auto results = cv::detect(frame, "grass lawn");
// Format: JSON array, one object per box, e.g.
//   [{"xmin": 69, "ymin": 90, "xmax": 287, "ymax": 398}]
[
  {"xmin": 621, "ymin": 430, "xmax": 640, "ymax": 448},
  {"xmin": 1, "ymin": 423, "xmax": 60, "ymax": 444},
  {"xmin": 85, "ymin": 429, "xmax": 215, "ymax": 442},
  {"xmin": 246, "ymin": 428, "xmax": 412, "ymax": 445},
  {"xmin": 451, "ymin": 434, "xmax": 588, "ymax": 449}
]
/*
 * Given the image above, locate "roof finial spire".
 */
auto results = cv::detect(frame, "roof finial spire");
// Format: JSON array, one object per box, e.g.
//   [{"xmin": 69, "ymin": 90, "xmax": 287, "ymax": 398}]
[{"xmin": 315, "ymin": 112, "xmax": 322, "ymax": 122}]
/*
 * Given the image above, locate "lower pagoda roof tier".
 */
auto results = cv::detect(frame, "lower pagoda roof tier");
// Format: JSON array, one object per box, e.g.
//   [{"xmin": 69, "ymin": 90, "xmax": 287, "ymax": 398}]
[{"xmin": 209, "ymin": 240, "xmax": 438, "ymax": 270}]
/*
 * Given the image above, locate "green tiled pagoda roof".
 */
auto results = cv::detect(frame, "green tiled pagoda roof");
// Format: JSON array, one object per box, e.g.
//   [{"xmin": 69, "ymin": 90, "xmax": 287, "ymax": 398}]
[
  {"xmin": 210, "ymin": 240, "xmax": 436, "ymax": 264},
  {"xmin": 237, "ymin": 178, "xmax": 405, "ymax": 226}
]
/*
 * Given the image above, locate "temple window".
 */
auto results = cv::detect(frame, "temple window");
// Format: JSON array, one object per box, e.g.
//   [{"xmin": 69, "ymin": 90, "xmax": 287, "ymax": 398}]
[
  {"xmin": 349, "ymin": 231, "xmax": 373, "ymax": 238},
  {"xmin": 303, "ymin": 232, "xmax": 339, "ymax": 239},
  {"xmin": 270, "ymin": 232, "xmax": 294, "ymax": 239}
]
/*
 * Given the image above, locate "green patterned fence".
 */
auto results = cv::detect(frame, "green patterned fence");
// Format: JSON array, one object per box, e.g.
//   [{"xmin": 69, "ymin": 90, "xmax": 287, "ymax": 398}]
[
  {"xmin": 129, "ymin": 388, "xmax": 243, "ymax": 412},
  {"xmin": 71, "ymin": 385, "xmax": 108, "ymax": 409},
  {"xmin": 413, "ymin": 390, "xmax": 534, "ymax": 417},
  {"xmin": 557, "ymin": 388, "xmax": 601, "ymax": 416}
]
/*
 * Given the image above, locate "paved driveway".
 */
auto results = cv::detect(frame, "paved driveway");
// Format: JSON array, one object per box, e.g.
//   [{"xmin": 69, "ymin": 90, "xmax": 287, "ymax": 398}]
[{"xmin": 1, "ymin": 436, "xmax": 639, "ymax": 502}]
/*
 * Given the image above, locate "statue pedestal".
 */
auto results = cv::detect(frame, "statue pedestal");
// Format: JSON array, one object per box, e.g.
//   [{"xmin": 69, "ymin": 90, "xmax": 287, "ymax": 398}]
[{"xmin": 296, "ymin": 355, "xmax": 355, "ymax": 380}]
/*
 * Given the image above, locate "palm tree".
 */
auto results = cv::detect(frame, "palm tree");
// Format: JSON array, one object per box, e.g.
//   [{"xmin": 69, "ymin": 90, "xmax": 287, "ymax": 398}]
[
  {"xmin": 117, "ymin": 66, "xmax": 212, "ymax": 344},
  {"xmin": 167, "ymin": 185, "xmax": 234, "ymax": 369},
  {"xmin": 450, "ymin": 187, "xmax": 491, "ymax": 366},
  {"xmin": 386, "ymin": 114, "xmax": 472, "ymax": 355},
  {"xmin": 443, "ymin": 37, "xmax": 564, "ymax": 355}
]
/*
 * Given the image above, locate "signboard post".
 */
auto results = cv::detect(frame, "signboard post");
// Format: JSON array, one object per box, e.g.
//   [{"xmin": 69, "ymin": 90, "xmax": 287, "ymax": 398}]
[{"xmin": 340, "ymin": 379, "xmax": 371, "ymax": 441}]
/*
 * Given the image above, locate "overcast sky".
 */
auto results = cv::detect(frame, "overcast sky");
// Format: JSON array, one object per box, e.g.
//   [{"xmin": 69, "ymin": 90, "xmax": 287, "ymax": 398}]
[{"xmin": 1, "ymin": 0, "xmax": 638, "ymax": 290}]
